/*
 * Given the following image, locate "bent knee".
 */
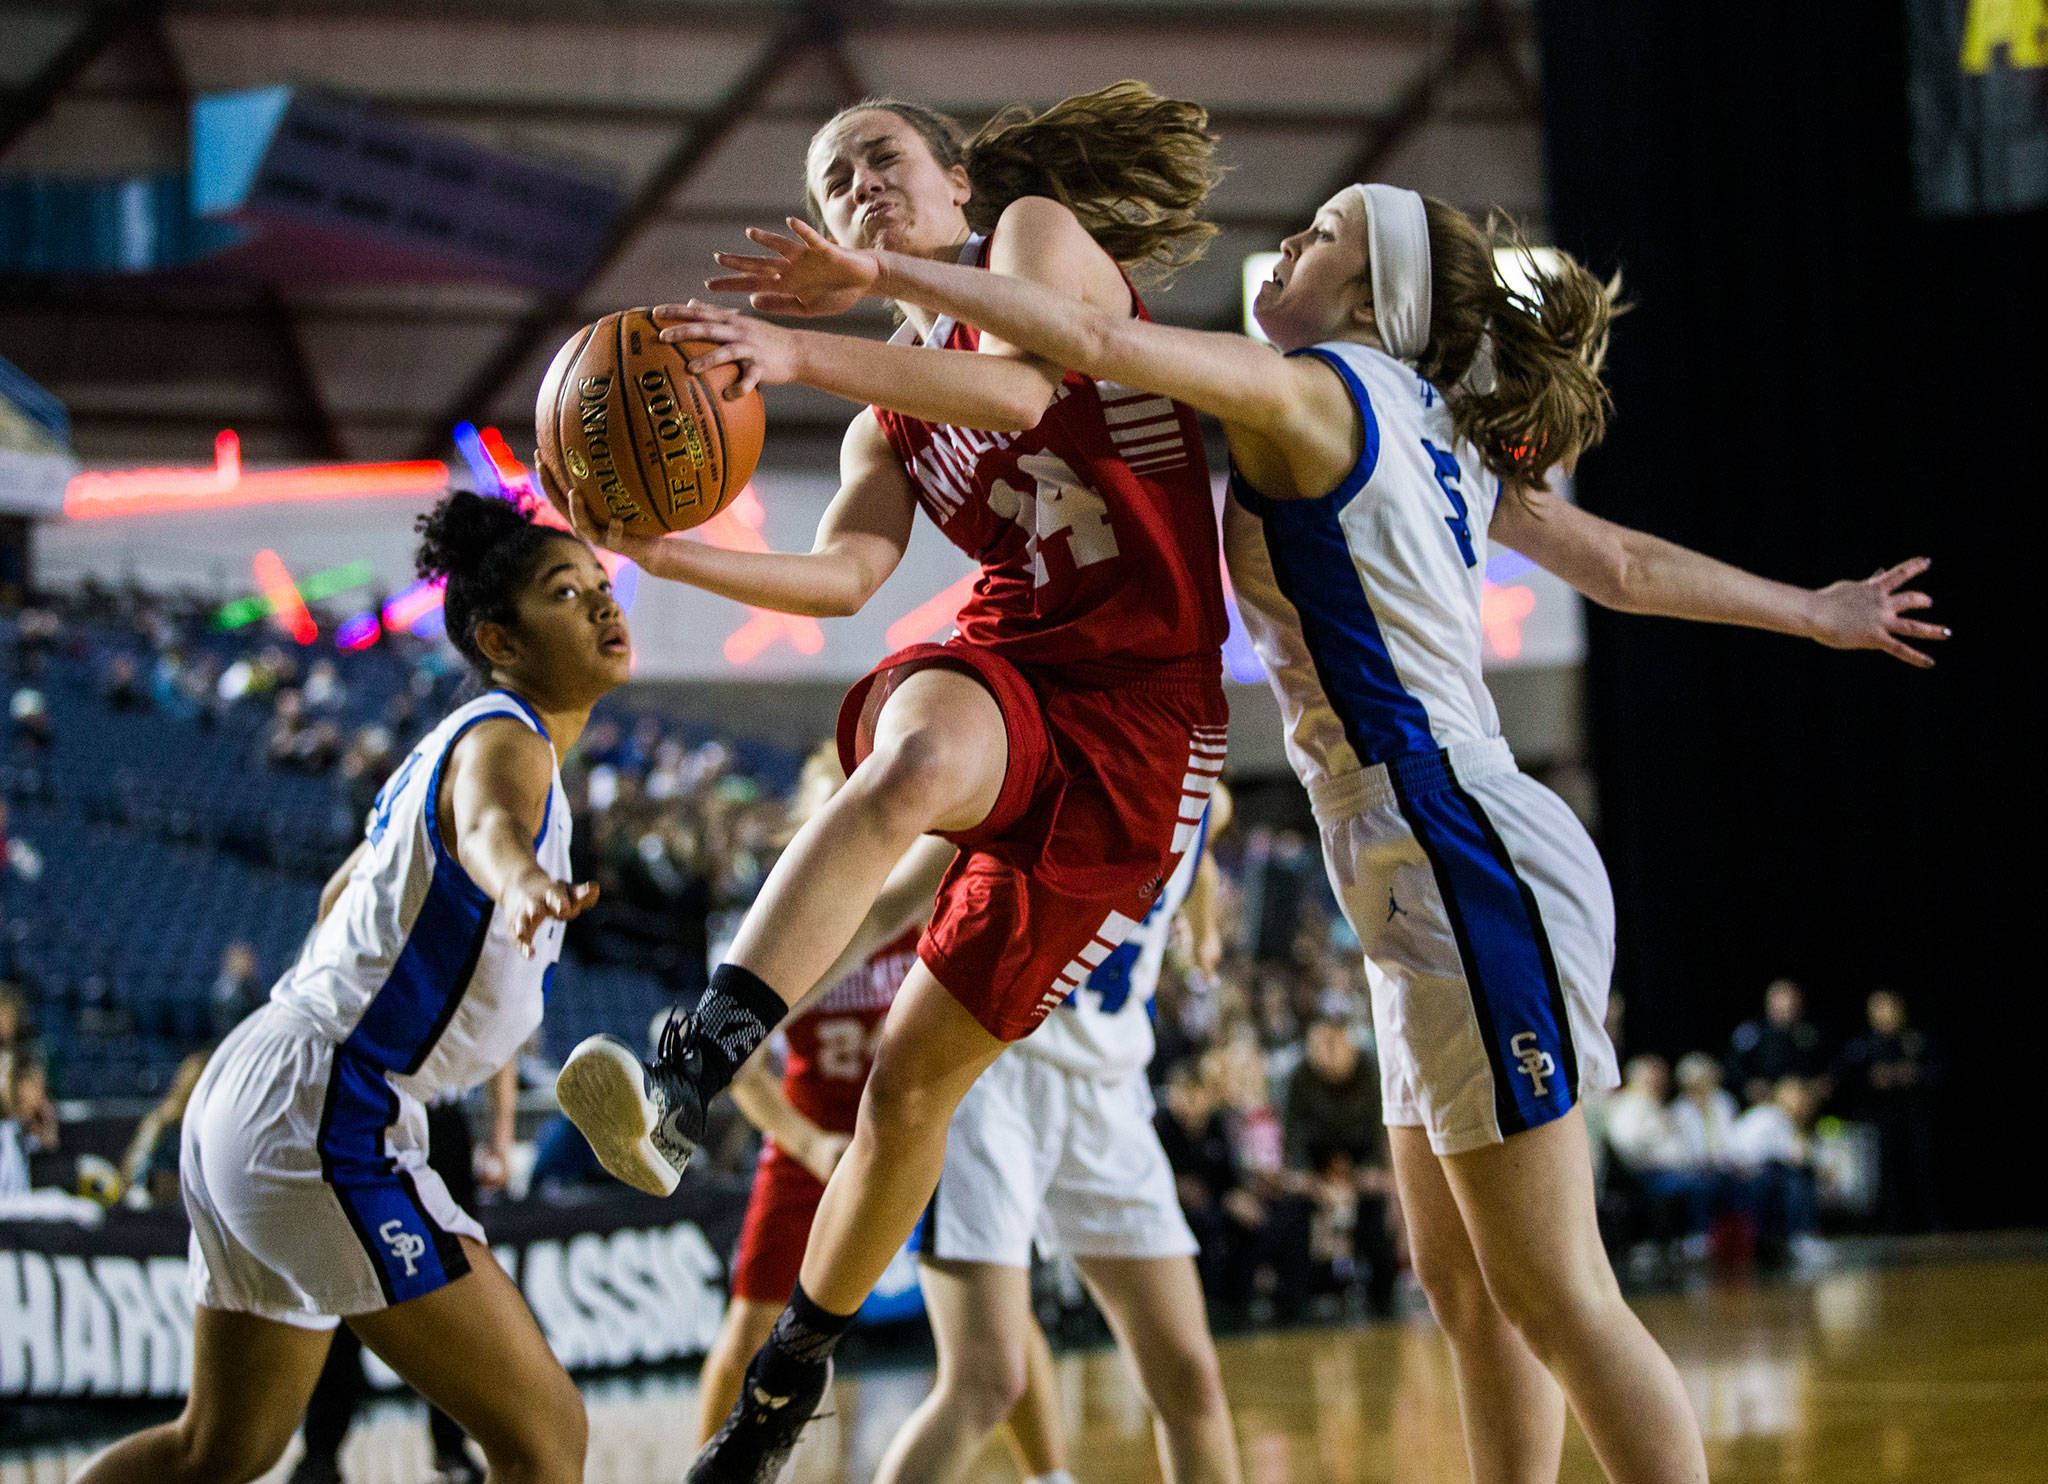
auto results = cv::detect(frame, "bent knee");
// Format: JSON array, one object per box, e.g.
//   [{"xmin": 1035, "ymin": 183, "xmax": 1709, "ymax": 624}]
[
  {"xmin": 849, "ymin": 727, "xmax": 987, "ymax": 835},
  {"xmin": 1144, "ymin": 1346, "xmax": 1230, "ymax": 1424},
  {"xmin": 1411, "ymin": 1249, "xmax": 1497, "ymax": 1336},
  {"xmin": 471, "ymin": 1384, "xmax": 588, "ymax": 1483},
  {"xmin": 172, "ymin": 1416, "xmax": 295, "ymax": 1484},
  {"xmin": 936, "ymin": 1352, "xmax": 1030, "ymax": 1430},
  {"xmin": 1483, "ymin": 1260, "xmax": 1625, "ymax": 1359}
]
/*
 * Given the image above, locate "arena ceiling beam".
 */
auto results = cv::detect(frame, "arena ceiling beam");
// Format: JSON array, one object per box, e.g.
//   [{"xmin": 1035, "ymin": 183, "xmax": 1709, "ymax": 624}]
[
  {"xmin": 407, "ymin": 3, "xmax": 863, "ymax": 461},
  {"xmin": 0, "ymin": 0, "xmax": 167, "ymax": 156},
  {"xmin": 261, "ymin": 291, "xmax": 347, "ymax": 461},
  {"xmin": 134, "ymin": 1, "xmax": 1524, "ymax": 42}
]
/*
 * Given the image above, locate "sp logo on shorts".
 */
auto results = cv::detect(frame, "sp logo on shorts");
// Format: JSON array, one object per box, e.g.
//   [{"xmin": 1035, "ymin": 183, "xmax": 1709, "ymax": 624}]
[
  {"xmin": 378, "ymin": 1218, "xmax": 428, "ymax": 1278},
  {"xmin": 1510, "ymin": 1032, "xmax": 1556, "ymax": 1099}
]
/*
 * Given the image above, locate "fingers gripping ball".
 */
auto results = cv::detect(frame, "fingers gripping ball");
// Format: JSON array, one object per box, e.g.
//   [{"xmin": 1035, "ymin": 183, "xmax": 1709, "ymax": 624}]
[{"xmin": 535, "ymin": 308, "xmax": 766, "ymax": 536}]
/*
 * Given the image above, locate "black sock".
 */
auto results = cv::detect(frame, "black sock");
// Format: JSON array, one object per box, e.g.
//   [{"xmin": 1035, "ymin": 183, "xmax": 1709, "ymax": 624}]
[
  {"xmin": 671, "ymin": 963, "xmax": 787, "ymax": 1098},
  {"xmin": 757, "ymin": 1282, "xmax": 855, "ymax": 1391}
]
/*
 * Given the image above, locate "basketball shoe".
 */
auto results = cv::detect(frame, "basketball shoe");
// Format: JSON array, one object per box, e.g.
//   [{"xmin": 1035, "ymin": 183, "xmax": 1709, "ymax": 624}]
[
  {"xmin": 685, "ymin": 1348, "xmax": 833, "ymax": 1483},
  {"xmin": 553, "ymin": 1017, "xmax": 705, "ymax": 1196}
]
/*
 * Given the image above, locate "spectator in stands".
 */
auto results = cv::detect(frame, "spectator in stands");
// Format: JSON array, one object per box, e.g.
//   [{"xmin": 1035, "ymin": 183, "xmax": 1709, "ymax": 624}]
[
  {"xmin": 0, "ymin": 798, "xmax": 42, "ymax": 887},
  {"xmin": 208, "ymin": 941, "xmax": 265, "ymax": 1042},
  {"xmin": 1727, "ymin": 1076, "xmax": 1828, "ymax": 1269},
  {"xmin": 2, "ymin": 1050, "xmax": 58, "ymax": 1156},
  {"xmin": 1208, "ymin": 1035, "xmax": 1311, "ymax": 1318},
  {"xmin": 1727, "ymin": 977, "xmax": 1829, "ymax": 1107},
  {"xmin": 1603, "ymin": 1054, "xmax": 1712, "ymax": 1250},
  {"xmin": 265, "ymin": 688, "xmax": 340, "ymax": 773},
  {"xmin": 118, "ymin": 1051, "xmax": 209, "ymax": 1208},
  {"xmin": 1836, "ymin": 989, "xmax": 1942, "ymax": 1233},
  {"xmin": 10, "ymin": 685, "xmax": 52, "ymax": 757},
  {"xmin": 1282, "ymin": 1015, "xmax": 1396, "ymax": 1313},
  {"xmin": 341, "ymin": 724, "xmax": 399, "ymax": 826},
  {"xmin": 1670, "ymin": 1051, "xmax": 1740, "ymax": 1170},
  {"xmin": 0, "ymin": 983, "xmax": 25, "ymax": 1053},
  {"xmin": 302, "ymin": 658, "xmax": 346, "ymax": 712},
  {"xmin": 104, "ymin": 652, "xmax": 147, "ymax": 711},
  {"xmin": 1154, "ymin": 1059, "xmax": 1239, "ymax": 1302}
]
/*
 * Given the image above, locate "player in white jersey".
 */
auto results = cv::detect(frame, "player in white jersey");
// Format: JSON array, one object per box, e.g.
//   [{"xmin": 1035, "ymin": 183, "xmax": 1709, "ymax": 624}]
[
  {"xmin": 876, "ymin": 795, "xmax": 1237, "ymax": 1484},
  {"xmin": 720, "ymin": 190, "xmax": 1943, "ymax": 1484},
  {"xmin": 74, "ymin": 491, "xmax": 629, "ymax": 1484}
]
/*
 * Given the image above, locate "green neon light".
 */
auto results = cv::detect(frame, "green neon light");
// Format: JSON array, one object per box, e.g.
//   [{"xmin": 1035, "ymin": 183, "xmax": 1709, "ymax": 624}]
[{"xmin": 212, "ymin": 559, "xmax": 376, "ymax": 630}]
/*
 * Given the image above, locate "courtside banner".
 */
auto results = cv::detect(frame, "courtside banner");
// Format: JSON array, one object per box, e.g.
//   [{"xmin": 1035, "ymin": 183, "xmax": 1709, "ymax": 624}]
[
  {"xmin": 1905, "ymin": 0, "xmax": 2048, "ymax": 216},
  {"xmin": 0, "ymin": 1178, "xmax": 748, "ymax": 1401}
]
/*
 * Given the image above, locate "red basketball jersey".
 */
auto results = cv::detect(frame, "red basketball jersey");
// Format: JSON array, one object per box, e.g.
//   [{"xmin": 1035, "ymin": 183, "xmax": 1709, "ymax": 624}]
[
  {"xmin": 777, "ymin": 926, "xmax": 918, "ymax": 1134},
  {"xmin": 871, "ymin": 235, "xmax": 1228, "ymax": 673}
]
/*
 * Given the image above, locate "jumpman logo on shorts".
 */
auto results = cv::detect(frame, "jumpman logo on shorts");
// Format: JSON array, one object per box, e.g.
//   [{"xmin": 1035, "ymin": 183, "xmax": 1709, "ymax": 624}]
[{"xmin": 1387, "ymin": 890, "xmax": 1407, "ymax": 922}]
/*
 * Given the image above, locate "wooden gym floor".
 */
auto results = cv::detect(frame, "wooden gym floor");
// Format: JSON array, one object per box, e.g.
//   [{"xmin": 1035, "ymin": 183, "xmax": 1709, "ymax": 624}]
[{"xmin": 6, "ymin": 1241, "xmax": 2043, "ymax": 1483}]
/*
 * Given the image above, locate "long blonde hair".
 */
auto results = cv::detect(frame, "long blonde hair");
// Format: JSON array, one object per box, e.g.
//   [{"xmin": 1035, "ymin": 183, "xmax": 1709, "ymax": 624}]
[
  {"xmin": 808, "ymin": 81, "xmax": 1222, "ymax": 285},
  {"xmin": 1410, "ymin": 202, "xmax": 1624, "ymax": 487}
]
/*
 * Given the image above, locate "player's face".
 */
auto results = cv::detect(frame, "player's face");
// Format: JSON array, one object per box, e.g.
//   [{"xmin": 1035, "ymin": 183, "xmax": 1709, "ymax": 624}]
[
  {"xmin": 506, "ymin": 537, "xmax": 633, "ymax": 700},
  {"xmin": 1253, "ymin": 192, "xmax": 1375, "ymax": 351},
  {"xmin": 807, "ymin": 110, "xmax": 971, "ymax": 256}
]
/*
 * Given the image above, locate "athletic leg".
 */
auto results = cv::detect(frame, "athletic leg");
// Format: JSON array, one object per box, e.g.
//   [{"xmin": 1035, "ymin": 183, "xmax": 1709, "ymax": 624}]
[
  {"xmin": 348, "ymin": 1236, "xmax": 588, "ymax": 1484},
  {"xmin": 691, "ymin": 971, "xmax": 1009, "ymax": 1480},
  {"xmin": 1440, "ymin": 1111, "xmax": 1709, "ymax": 1484},
  {"xmin": 292, "ymin": 1325, "xmax": 365, "ymax": 1483},
  {"xmin": 695, "ymin": 1298, "xmax": 785, "ymax": 1448},
  {"xmin": 725, "ymin": 665, "xmax": 1007, "ymax": 997},
  {"xmin": 800, "ymin": 968, "xmax": 1009, "ymax": 1310},
  {"xmin": 870, "ymin": 1259, "xmax": 1039, "ymax": 1484},
  {"xmin": 1389, "ymin": 1126, "xmax": 1565, "ymax": 1484},
  {"xmin": 1002, "ymin": 1315, "xmax": 1071, "ymax": 1482},
  {"xmin": 71, "ymin": 1308, "xmax": 334, "ymax": 1484},
  {"xmin": 1074, "ymin": 1255, "xmax": 1240, "ymax": 1484},
  {"xmin": 557, "ymin": 667, "xmax": 1008, "ymax": 1195}
]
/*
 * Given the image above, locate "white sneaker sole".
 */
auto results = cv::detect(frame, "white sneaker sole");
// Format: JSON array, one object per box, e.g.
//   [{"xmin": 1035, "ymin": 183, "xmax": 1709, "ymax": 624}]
[{"xmin": 554, "ymin": 1035, "xmax": 681, "ymax": 1197}]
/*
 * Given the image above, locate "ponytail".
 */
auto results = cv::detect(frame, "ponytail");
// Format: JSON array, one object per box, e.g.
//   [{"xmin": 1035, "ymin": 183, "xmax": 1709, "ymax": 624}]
[
  {"xmin": 1416, "ymin": 202, "xmax": 1623, "ymax": 487},
  {"xmin": 808, "ymin": 81, "xmax": 1223, "ymax": 285}
]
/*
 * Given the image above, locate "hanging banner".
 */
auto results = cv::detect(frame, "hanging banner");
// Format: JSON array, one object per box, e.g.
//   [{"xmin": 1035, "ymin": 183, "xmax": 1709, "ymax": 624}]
[{"xmin": 1905, "ymin": 0, "xmax": 2048, "ymax": 215}]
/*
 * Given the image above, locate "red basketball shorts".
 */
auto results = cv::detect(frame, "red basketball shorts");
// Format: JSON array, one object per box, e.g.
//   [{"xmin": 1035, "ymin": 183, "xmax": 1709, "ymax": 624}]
[
  {"xmin": 728, "ymin": 1145, "xmax": 825, "ymax": 1305},
  {"xmin": 838, "ymin": 639, "xmax": 1226, "ymax": 1042}
]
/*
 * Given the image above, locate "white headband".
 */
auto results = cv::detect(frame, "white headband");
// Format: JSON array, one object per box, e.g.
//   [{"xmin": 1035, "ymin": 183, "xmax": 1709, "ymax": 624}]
[{"xmin": 1346, "ymin": 183, "xmax": 1433, "ymax": 362}]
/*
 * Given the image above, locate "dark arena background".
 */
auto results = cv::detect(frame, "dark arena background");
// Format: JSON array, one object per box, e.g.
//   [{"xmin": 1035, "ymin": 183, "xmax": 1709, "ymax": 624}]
[{"xmin": 3, "ymin": 4, "xmax": 2045, "ymax": 1482}]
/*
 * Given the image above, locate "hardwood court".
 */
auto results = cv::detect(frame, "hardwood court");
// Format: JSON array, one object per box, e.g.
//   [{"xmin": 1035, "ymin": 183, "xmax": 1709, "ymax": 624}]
[{"xmin": 6, "ymin": 1251, "xmax": 2043, "ymax": 1484}]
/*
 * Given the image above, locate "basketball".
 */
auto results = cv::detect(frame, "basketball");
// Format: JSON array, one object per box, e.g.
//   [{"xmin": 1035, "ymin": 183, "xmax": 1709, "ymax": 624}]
[{"xmin": 535, "ymin": 307, "xmax": 765, "ymax": 537}]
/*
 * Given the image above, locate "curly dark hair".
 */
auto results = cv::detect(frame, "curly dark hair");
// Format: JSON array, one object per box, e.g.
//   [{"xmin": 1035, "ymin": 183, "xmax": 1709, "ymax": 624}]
[{"xmin": 414, "ymin": 490, "xmax": 577, "ymax": 674}]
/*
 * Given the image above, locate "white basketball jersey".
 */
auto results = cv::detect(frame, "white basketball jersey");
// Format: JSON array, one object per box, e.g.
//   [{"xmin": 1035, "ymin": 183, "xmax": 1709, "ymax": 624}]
[
  {"xmin": 270, "ymin": 689, "xmax": 571, "ymax": 1104},
  {"xmin": 1019, "ymin": 811, "xmax": 1208, "ymax": 1078},
  {"xmin": 1225, "ymin": 340, "xmax": 1504, "ymax": 789}
]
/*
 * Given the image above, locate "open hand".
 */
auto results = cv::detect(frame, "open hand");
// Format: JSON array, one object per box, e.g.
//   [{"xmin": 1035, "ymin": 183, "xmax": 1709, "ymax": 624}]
[
  {"xmin": 651, "ymin": 300, "xmax": 803, "ymax": 399},
  {"xmin": 1810, "ymin": 557, "xmax": 1948, "ymax": 668},
  {"xmin": 505, "ymin": 874, "xmax": 600, "ymax": 957},
  {"xmin": 704, "ymin": 218, "xmax": 882, "ymax": 317}
]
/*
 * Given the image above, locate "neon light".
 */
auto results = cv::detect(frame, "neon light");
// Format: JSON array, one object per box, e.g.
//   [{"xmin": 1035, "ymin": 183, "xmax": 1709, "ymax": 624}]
[
  {"xmin": 478, "ymin": 426, "xmax": 535, "ymax": 499},
  {"xmin": 64, "ymin": 429, "xmax": 449, "ymax": 519},
  {"xmin": 383, "ymin": 578, "xmax": 445, "ymax": 634},
  {"xmin": 212, "ymin": 558, "xmax": 377, "ymax": 630},
  {"xmin": 885, "ymin": 574, "xmax": 976, "ymax": 651},
  {"xmin": 335, "ymin": 612, "xmax": 381, "ymax": 651},
  {"xmin": 253, "ymin": 549, "xmax": 317, "ymax": 645},
  {"xmin": 1481, "ymin": 580, "xmax": 1538, "ymax": 660},
  {"xmin": 695, "ymin": 487, "xmax": 825, "ymax": 662}
]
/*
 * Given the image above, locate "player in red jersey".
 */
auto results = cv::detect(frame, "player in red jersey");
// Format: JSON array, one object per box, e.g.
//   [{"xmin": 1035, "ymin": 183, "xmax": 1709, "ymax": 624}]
[{"xmin": 542, "ymin": 82, "xmax": 1231, "ymax": 1482}]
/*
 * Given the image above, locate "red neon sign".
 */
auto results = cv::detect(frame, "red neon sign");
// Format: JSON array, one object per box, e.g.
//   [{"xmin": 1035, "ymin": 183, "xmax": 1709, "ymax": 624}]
[
  {"xmin": 253, "ymin": 549, "xmax": 317, "ymax": 645},
  {"xmin": 694, "ymin": 487, "xmax": 825, "ymax": 663},
  {"xmin": 64, "ymin": 430, "xmax": 449, "ymax": 520},
  {"xmin": 1481, "ymin": 580, "xmax": 1538, "ymax": 661},
  {"xmin": 885, "ymin": 574, "xmax": 976, "ymax": 651}
]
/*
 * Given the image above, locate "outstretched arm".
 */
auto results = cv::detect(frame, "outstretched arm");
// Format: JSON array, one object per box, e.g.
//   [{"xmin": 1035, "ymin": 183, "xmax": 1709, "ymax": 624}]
[
  {"xmin": 696, "ymin": 199, "xmax": 1348, "ymax": 455},
  {"xmin": 440, "ymin": 717, "xmax": 601, "ymax": 951},
  {"xmin": 1490, "ymin": 482, "xmax": 1947, "ymax": 667},
  {"xmin": 542, "ymin": 410, "xmax": 914, "ymax": 619},
  {"xmin": 659, "ymin": 196, "xmax": 1130, "ymax": 431}
]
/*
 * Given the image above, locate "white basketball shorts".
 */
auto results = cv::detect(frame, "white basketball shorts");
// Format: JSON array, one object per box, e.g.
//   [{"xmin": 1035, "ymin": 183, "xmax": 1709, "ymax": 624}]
[
  {"xmin": 1313, "ymin": 737, "xmax": 1620, "ymax": 1156},
  {"xmin": 919, "ymin": 1049, "xmax": 1196, "ymax": 1266},
  {"xmin": 181, "ymin": 1003, "xmax": 484, "ymax": 1327}
]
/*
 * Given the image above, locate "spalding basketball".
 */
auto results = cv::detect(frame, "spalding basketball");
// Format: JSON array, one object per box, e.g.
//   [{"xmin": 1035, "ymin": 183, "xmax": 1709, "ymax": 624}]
[{"xmin": 535, "ymin": 308, "xmax": 765, "ymax": 536}]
